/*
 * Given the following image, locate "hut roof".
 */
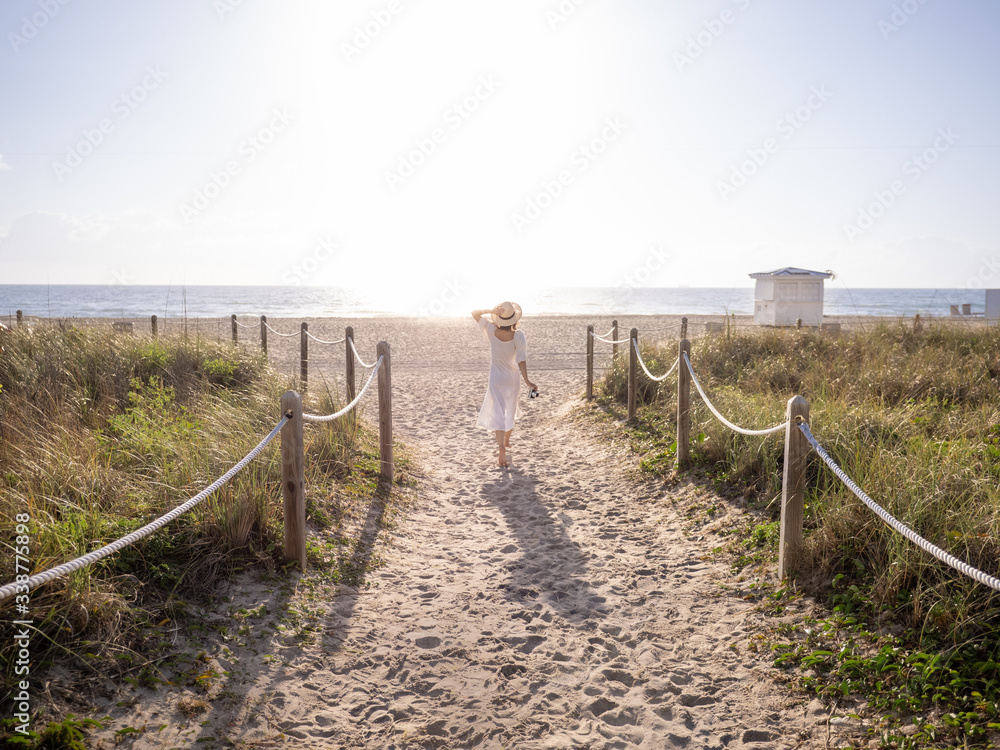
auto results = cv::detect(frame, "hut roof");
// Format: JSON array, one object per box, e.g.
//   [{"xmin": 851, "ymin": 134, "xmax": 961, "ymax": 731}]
[{"xmin": 748, "ymin": 267, "xmax": 832, "ymax": 279}]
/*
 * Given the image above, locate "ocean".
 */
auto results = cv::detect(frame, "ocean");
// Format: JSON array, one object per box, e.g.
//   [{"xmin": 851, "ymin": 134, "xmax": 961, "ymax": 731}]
[{"xmin": 0, "ymin": 284, "xmax": 988, "ymax": 321}]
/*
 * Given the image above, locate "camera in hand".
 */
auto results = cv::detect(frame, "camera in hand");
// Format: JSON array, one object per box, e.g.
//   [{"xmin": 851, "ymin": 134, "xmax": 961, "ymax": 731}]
[{"xmin": 529, "ymin": 388, "xmax": 539, "ymax": 399}]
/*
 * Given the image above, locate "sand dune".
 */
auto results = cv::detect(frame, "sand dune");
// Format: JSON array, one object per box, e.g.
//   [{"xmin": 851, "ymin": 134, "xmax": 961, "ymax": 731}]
[{"xmin": 87, "ymin": 316, "xmax": 836, "ymax": 748}]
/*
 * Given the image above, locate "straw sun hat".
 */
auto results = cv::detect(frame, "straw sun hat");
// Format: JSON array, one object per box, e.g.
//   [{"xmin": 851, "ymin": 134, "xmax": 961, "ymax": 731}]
[{"xmin": 491, "ymin": 301, "xmax": 522, "ymax": 328}]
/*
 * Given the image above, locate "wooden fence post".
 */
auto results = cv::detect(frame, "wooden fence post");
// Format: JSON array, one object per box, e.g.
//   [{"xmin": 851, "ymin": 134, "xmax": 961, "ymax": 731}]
[
  {"xmin": 300, "ymin": 322, "xmax": 308, "ymax": 393},
  {"xmin": 345, "ymin": 326, "xmax": 356, "ymax": 405},
  {"xmin": 231, "ymin": 314, "xmax": 237, "ymax": 344},
  {"xmin": 586, "ymin": 325, "xmax": 594, "ymax": 400},
  {"xmin": 612, "ymin": 319, "xmax": 619, "ymax": 360},
  {"xmin": 151, "ymin": 315, "xmax": 158, "ymax": 338},
  {"xmin": 680, "ymin": 317, "xmax": 687, "ymax": 339},
  {"xmin": 260, "ymin": 316, "xmax": 268, "ymax": 355},
  {"xmin": 913, "ymin": 314, "xmax": 922, "ymax": 334},
  {"xmin": 676, "ymin": 338, "xmax": 691, "ymax": 471},
  {"xmin": 627, "ymin": 328, "xmax": 638, "ymax": 420},
  {"xmin": 779, "ymin": 395, "xmax": 810, "ymax": 579},
  {"xmin": 16, "ymin": 310, "xmax": 22, "ymax": 327},
  {"xmin": 377, "ymin": 341, "xmax": 393, "ymax": 482},
  {"xmin": 280, "ymin": 391, "xmax": 306, "ymax": 570}
]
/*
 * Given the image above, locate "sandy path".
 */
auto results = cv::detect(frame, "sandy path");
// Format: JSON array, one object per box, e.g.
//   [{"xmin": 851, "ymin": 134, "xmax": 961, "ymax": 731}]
[{"xmin": 89, "ymin": 317, "xmax": 825, "ymax": 748}]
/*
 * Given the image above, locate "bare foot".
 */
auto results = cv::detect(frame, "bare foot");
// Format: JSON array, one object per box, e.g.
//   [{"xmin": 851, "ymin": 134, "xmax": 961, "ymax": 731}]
[
  {"xmin": 498, "ymin": 449, "xmax": 509, "ymax": 468},
  {"xmin": 504, "ymin": 438, "xmax": 512, "ymax": 448}
]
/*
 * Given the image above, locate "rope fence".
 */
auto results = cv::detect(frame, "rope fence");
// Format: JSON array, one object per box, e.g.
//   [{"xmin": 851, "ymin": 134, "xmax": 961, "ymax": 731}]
[
  {"xmin": 0, "ymin": 416, "xmax": 289, "ymax": 603},
  {"xmin": 349, "ymin": 337, "xmax": 378, "ymax": 369},
  {"xmin": 591, "ymin": 332, "xmax": 632, "ymax": 345},
  {"xmin": 305, "ymin": 330, "xmax": 347, "ymax": 346},
  {"xmin": 10, "ymin": 306, "xmax": 992, "ymax": 600},
  {"xmin": 0, "ymin": 336, "xmax": 394, "ymax": 601},
  {"xmin": 797, "ymin": 422, "xmax": 1000, "ymax": 592},
  {"xmin": 595, "ymin": 325, "xmax": 616, "ymax": 339},
  {"xmin": 264, "ymin": 322, "xmax": 299, "ymax": 338},
  {"xmin": 635, "ymin": 340, "xmax": 678, "ymax": 383},
  {"xmin": 682, "ymin": 352, "xmax": 787, "ymax": 436},
  {"xmin": 222, "ymin": 317, "xmax": 382, "ymax": 399},
  {"xmin": 584, "ymin": 317, "xmax": 1000, "ymax": 590},
  {"xmin": 302, "ymin": 355, "xmax": 383, "ymax": 422}
]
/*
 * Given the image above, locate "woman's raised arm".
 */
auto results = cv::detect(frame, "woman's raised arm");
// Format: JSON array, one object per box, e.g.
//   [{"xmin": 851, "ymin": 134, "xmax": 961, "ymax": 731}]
[{"xmin": 472, "ymin": 306, "xmax": 502, "ymax": 322}]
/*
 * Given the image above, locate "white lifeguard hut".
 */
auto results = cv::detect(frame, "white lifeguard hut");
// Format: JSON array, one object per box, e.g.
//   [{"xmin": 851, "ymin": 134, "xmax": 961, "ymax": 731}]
[
  {"xmin": 987, "ymin": 289, "xmax": 1000, "ymax": 324},
  {"xmin": 749, "ymin": 267, "xmax": 832, "ymax": 327}
]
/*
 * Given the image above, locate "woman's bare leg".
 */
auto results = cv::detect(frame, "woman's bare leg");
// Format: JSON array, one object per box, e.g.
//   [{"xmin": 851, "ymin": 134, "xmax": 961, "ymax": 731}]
[
  {"xmin": 504, "ymin": 429, "xmax": 512, "ymax": 448},
  {"xmin": 495, "ymin": 430, "xmax": 508, "ymax": 467}
]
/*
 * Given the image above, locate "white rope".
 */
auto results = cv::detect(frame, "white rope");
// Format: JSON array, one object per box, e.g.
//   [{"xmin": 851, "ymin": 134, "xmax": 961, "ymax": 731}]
[
  {"xmin": 234, "ymin": 319, "xmax": 258, "ymax": 329},
  {"xmin": 798, "ymin": 422, "xmax": 1000, "ymax": 592},
  {"xmin": 305, "ymin": 330, "xmax": 346, "ymax": 346},
  {"xmin": 348, "ymin": 337, "xmax": 378, "ymax": 369},
  {"xmin": 591, "ymin": 331, "xmax": 632, "ymax": 345},
  {"xmin": 302, "ymin": 355, "xmax": 383, "ymax": 423},
  {"xmin": 264, "ymin": 322, "xmax": 300, "ymax": 338},
  {"xmin": 682, "ymin": 352, "xmax": 788, "ymax": 436},
  {"xmin": 632, "ymin": 339, "xmax": 678, "ymax": 382},
  {"xmin": 596, "ymin": 325, "xmax": 616, "ymax": 338},
  {"xmin": 0, "ymin": 416, "xmax": 289, "ymax": 603}
]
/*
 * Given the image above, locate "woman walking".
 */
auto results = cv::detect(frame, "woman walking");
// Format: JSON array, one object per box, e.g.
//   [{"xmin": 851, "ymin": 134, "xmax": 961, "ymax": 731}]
[{"xmin": 472, "ymin": 302, "xmax": 538, "ymax": 468}]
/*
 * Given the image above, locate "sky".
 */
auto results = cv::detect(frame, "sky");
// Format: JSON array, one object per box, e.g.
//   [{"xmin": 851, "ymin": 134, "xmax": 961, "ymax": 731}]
[{"xmin": 1, "ymin": 0, "xmax": 999, "ymax": 311}]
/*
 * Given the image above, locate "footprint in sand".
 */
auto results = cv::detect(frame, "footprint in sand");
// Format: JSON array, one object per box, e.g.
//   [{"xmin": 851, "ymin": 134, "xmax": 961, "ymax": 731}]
[
  {"xmin": 601, "ymin": 668, "xmax": 639, "ymax": 688},
  {"xmin": 586, "ymin": 636, "xmax": 620, "ymax": 659},
  {"xmin": 587, "ymin": 696, "xmax": 618, "ymax": 716},
  {"xmin": 519, "ymin": 635, "xmax": 545, "ymax": 654},
  {"xmin": 678, "ymin": 693, "xmax": 717, "ymax": 707}
]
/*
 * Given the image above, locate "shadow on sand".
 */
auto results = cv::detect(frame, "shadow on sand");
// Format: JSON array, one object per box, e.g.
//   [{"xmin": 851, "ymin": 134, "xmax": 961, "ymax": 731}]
[{"xmin": 482, "ymin": 467, "xmax": 610, "ymax": 626}]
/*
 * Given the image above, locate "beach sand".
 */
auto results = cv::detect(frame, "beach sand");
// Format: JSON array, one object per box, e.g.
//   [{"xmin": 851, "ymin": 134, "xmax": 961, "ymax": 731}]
[{"xmin": 79, "ymin": 315, "xmax": 861, "ymax": 748}]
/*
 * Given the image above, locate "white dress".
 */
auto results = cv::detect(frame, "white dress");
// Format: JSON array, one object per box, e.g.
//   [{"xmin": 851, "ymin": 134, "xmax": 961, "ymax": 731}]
[{"xmin": 476, "ymin": 318, "xmax": 526, "ymax": 432}]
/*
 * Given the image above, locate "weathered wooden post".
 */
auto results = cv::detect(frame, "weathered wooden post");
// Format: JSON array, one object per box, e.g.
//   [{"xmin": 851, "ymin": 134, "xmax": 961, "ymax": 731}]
[
  {"xmin": 612, "ymin": 320, "xmax": 619, "ymax": 360},
  {"xmin": 16, "ymin": 310, "xmax": 22, "ymax": 327},
  {"xmin": 627, "ymin": 328, "xmax": 638, "ymax": 420},
  {"xmin": 586, "ymin": 325, "xmax": 594, "ymax": 400},
  {"xmin": 676, "ymin": 338, "xmax": 691, "ymax": 471},
  {"xmin": 300, "ymin": 322, "xmax": 308, "ymax": 392},
  {"xmin": 796, "ymin": 318, "xmax": 803, "ymax": 330},
  {"xmin": 377, "ymin": 341, "xmax": 393, "ymax": 482},
  {"xmin": 151, "ymin": 315, "xmax": 158, "ymax": 338},
  {"xmin": 345, "ymin": 326, "xmax": 356, "ymax": 405},
  {"xmin": 779, "ymin": 395, "xmax": 810, "ymax": 579},
  {"xmin": 231, "ymin": 314, "xmax": 237, "ymax": 344},
  {"xmin": 913, "ymin": 314, "xmax": 922, "ymax": 334},
  {"xmin": 260, "ymin": 316, "xmax": 268, "ymax": 355},
  {"xmin": 279, "ymin": 391, "xmax": 306, "ymax": 570},
  {"xmin": 680, "ymin": 317, "xmax": 687, "ymax": 339}
]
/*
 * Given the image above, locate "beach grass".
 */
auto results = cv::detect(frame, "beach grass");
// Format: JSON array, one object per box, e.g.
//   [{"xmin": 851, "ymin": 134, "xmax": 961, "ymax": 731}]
[
  {"xmin": 596, "ymin": 320, "xmax": 1000, "ymax": 746},
  {"xmin": 0, "ymin": 323, "xmax": 393, "ymax": 709}
]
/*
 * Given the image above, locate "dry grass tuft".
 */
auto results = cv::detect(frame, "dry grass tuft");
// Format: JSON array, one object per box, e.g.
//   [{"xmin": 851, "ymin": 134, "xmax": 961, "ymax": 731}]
[{"xmin": 0, "ymin": 324, "xmax": 375, "ymax": 701}]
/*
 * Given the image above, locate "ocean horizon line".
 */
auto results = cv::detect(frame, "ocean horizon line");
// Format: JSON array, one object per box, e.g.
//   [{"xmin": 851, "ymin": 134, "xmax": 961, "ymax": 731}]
[{"xmin": 1, "ymin": 284, "xmax": 988, "ymax": 320}]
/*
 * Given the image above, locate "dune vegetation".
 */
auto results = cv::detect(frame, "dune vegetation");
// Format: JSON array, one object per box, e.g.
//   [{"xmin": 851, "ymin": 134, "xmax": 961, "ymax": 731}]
[
  {"xmin": 0, "ymin": 323, "xmax": 396, "ymax": 742},
  {"xmin": 596, "ymin": 320, "xmax": 1000, "ymax": 747}
]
